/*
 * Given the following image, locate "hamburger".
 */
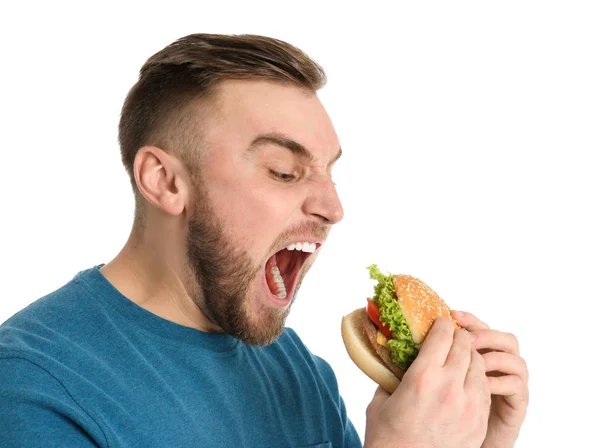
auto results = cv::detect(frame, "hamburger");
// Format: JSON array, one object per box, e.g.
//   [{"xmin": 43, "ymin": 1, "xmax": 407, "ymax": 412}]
[{"xmin": 341, "ymin": 264, "xmax": 459, "ymax": 394}]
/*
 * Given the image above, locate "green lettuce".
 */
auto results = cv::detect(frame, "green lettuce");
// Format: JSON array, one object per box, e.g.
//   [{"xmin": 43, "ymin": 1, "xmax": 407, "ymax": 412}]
[{"xmin": 368, "ymin": 264, "xmax": 418, "ymax": 371}]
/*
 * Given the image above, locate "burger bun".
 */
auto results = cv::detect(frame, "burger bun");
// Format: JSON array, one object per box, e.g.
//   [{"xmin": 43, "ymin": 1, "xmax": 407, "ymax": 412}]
[{"xmin": 341, "ymin": 308, "xmax": 401, "ymax": 394}]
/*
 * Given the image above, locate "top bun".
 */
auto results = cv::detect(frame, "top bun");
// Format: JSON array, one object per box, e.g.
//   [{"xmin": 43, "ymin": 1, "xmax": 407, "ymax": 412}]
[{"xmin": 393, "ymin": 274, "xmax": 458, "ymax": 345}]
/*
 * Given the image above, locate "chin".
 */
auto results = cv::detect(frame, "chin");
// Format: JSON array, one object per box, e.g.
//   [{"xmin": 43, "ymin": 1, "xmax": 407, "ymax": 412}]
[{"xmin": 239, "ymin": 277, "xmax": 292, "ymax": 346}]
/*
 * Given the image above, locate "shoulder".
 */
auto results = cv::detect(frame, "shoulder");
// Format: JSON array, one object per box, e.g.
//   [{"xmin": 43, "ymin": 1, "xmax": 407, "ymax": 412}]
[
  {"xmin": 276, "ymin": 327, "xmax": 316, "ymax": 363},
  {"xmin": 276, "ymin": 327, "xmax": 339, "ymax": 393},
  {"xmin": 0, "ymin": 355, "xmax": 89, "ymax": 416},
  {"xmin": 0, "ymin": 267, "xmax": 98, "ymax": 365},
  {"xmin": 0, "ymin": 355, "xmax": 68, "ymax": 392},
  {"xmin": 2, "ymin": 267, "xmax": 93, "ymax": 324}
]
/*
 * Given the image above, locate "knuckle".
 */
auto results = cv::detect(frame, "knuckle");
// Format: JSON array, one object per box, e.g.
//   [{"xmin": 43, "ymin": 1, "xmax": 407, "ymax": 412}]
[
  {"xmin": 455, "ymin": 327, "xmax": 468, "ymax": 340},
  {"xmin": 507, "ymin": 332, "xmax": 520, "ymax": 351},
  {"xmin": 480, "ymin": 351, "xmax": 494, "ymax": 369},
  {"xmin": 411, "ymin": 368, "xmax": 437, "ymax": 394},
  {"xmin": 482, "ymin": 388, "xmax": 492, "ymax": 407},
  {"xmin": 365, "ymin": 399, "xmax": 383, "ymax": 420},
  {"xmin": 514, "ymin": 374, "xmax": 525, "ymax": 391},
  {"xmin": 435, "ymin": 316, "xmax": 453, "ymax": 331},
  {"xmin": 521, "ymin": 356, "xmax": 529, "ymax": 376},
  {"xmin": 365, "ymin": 402, "xmax": 376, "ymax": 418},
  {"xmin": 453, "ymin": 328, "xmax": 471, "ymax": 350},
  {"xmin": 439, "ymin": 381, "xmax": 462, "ymax": 406}
]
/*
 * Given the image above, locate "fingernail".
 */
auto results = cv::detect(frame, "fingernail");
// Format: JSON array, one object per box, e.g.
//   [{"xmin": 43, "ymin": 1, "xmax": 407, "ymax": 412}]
[
  {"xmin": 470, "ymin": 333, "xmax": 477, "ymax": 342},
  {"xmin": 453, "ymin": 310, "xmax": 463, "ymax": 317}
]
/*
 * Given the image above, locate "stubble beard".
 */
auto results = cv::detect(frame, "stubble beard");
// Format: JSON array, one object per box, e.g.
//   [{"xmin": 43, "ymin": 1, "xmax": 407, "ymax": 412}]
[{"xmin": 185, "ymin": 188, "xmax": 292, "ymax": 347}]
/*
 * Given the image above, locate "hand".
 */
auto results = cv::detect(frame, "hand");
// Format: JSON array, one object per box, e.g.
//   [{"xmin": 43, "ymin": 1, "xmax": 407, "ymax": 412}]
[
  {"xmin": 452, "ymin": 311, "xmax": 529, "ymax": 448},
  {"xmin": 364, "ymin": 318, "xmax": 491, "ymax": 448}
]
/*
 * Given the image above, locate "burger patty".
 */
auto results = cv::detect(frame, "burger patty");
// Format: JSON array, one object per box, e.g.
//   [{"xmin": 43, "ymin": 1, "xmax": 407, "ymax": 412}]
[{"xmin": 360, "ymin": 309, "xmax": 406, "ymax": 380}]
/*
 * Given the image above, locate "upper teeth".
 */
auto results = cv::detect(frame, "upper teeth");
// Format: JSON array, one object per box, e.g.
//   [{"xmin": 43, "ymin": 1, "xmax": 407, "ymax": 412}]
[{"xmin": 286, "ymin": 242, "xmax": 317, "ymax": 253}]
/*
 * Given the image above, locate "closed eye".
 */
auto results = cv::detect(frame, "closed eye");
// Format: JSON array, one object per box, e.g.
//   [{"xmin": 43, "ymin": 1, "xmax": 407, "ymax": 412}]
[{"xmin": 269, "ymin": 170, "xmax": 297, "ymax": 183}]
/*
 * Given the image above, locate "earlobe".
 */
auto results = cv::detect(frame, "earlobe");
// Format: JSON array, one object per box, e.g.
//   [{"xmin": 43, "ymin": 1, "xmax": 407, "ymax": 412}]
[{"xmin": 133, "ymin": 146, "xmax": 187, "ymax": 216}]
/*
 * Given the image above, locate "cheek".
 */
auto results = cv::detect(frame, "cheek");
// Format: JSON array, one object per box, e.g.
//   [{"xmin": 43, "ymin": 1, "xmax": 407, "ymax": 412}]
[
  {"xmin": 200, "ymin": 149, "xmax": 306, "ymax": 251},
  {"xmin": 209, "ymin": 180, "xmax": 304, "ymax": 251}
]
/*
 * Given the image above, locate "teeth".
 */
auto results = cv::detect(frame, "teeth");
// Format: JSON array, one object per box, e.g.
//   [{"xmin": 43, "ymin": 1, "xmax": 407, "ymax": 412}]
[
  {"xmin": 275, "ymin": 289, "xmax": 287, "ymax": 299},
  {"xmin": 271, "ymin": 266, "xmax": 287, "ymax": 299},
  {"xmin": 285, "ymin": 242, "xmax": 317, "ymax": 253},
  {"xmin": 271, "ymin": 267, "xmax": 284, "ymax": 283}
]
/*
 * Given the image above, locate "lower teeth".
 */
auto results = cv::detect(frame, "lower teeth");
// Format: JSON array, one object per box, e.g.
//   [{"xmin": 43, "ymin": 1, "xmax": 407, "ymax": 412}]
[{"xmin": 271, "ymin": 266, "xmax": 287, "ymax": 299}]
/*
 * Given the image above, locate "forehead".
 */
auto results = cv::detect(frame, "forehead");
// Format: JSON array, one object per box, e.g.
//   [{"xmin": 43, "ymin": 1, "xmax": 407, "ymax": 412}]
[{"xmin": 204, "ymin": 79, "xmax": 340, "ymax": 161}]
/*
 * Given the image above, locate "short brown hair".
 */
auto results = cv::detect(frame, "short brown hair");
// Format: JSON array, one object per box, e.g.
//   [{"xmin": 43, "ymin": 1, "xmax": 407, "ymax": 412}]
[{"xmin": 118, "ymin": 33, "xmax": 327, "ymax": 227}]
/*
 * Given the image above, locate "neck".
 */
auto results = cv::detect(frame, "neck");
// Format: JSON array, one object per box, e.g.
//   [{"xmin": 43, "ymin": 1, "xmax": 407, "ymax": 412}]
[{"xmin": 99, "ymin": 229, "xmax": 221, "ymax": 333}]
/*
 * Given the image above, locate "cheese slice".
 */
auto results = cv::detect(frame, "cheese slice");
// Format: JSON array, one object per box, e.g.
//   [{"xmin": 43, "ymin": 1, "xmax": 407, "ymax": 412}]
[{"xmin": 376, "ymin": 330, "xmax": 388, "ymax": 347}]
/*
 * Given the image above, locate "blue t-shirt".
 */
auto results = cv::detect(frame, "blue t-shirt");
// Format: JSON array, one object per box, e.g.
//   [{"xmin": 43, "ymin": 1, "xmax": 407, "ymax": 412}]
[{"xmin": 0, "ymin": 265, "xmax": 361, "ymax": 448}]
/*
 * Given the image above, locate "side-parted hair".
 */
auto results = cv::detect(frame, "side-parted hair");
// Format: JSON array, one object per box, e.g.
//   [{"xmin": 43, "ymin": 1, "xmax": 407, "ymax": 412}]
[{"xmin": 118, "ymin": 33, "xmax": 327, "ymax": 226}]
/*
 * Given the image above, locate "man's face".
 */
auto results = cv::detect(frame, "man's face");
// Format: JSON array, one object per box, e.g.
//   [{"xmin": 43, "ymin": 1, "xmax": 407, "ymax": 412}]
[{"xmin": 184, "ymin": 80, "xmax": 343, "ymax": 346}]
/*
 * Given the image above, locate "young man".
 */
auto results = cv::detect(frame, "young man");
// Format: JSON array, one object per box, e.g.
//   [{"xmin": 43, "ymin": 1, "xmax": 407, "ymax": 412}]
[{"xmin": 0, "ymin": 34, "xmax": 528, "ymax": 447}]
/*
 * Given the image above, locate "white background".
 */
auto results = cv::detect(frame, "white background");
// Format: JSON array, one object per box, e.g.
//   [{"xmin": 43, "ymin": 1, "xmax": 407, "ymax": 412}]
[{"xmin": 1, "ymin": 1, "xmax": 598, "ymax": 446}]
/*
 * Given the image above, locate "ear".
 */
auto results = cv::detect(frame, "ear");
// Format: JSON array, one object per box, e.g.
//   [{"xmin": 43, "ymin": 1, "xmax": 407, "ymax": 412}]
[{"xmin": 133, "ymin": 146, "xmax": 190, "ymax": 216}]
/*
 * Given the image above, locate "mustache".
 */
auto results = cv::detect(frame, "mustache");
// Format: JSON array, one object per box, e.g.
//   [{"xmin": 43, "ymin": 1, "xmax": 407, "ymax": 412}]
[{"xmin": 269, "ymin": 221, "xmax": 330, "ymax": 253}]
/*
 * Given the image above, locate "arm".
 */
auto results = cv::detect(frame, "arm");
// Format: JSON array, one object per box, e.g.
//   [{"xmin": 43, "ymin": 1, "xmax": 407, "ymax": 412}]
[{"xmin": 0, "ymin": 357, "xmax": 105, "ymax": 447}]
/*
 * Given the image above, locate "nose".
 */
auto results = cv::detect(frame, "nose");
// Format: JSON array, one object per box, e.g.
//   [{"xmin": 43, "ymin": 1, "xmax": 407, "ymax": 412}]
[{"xmin": 302, "ymin": 176, "xmax": 344, "ymax": 225}]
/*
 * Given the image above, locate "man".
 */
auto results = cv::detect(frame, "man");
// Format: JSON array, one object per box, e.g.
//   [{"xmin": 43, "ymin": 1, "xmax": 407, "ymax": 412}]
[{"xmin": 0, "ymin": 34, "xmax": 528, "ymax": 447}]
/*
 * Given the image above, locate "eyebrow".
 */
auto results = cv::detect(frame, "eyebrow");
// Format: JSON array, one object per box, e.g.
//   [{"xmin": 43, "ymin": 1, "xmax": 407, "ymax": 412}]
[{"xmin": 249, "ymin": 132, "xmax": 342, "ymax": 166}]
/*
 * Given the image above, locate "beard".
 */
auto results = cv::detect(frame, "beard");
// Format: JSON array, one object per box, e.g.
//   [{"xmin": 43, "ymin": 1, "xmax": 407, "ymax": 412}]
[{"xmin": 185, "ymin": 184, "xmax": 295, "ymax": 346}]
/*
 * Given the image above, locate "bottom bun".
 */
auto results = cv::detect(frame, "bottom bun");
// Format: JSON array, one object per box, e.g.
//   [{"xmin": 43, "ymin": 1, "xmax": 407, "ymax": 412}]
[{"xmin": 341, "ymin": 308, "xmax": 401, "ymax": 394}]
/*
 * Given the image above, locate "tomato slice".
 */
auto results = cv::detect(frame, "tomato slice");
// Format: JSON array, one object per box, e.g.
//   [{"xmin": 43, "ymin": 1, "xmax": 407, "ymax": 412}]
[{"xmin": 366, "ymin": 298, "xmax": 394, "ymax": 339}]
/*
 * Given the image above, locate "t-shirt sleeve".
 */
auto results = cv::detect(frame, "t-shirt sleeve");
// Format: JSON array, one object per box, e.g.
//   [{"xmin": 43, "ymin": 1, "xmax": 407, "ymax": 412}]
[{"xmin": 0, "ymin": 356, "xmax": 105, "ymax": 447}]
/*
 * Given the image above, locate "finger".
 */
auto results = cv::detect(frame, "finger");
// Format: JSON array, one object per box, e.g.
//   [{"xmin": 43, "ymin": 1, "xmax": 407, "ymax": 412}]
[
  {"xmin": 464, "ymin": 348, "xmax": 488, "ymax": 392},
  {"xmin": 482, "ymin": 352, "xmax": 528, "ymax": 383},
  {"xmin": 451, "ymin": 310, "xmax": 489, "ymax": 331},
  {"xmin": 367, "ymin": 386, "xmax": 390, "ymax": 417},
  {"xmin": 471, "ymin": 329, "xmax": 520, "ymax": 356},
  {"xmin": 443, "ymin": 327, "xmax": 473, "ymax": 374},
  {"xmin": 487, "ymin": 374, "xmax": 525, "ymax": 396},
  {"xmin": 373, "ymin": 385, "xmax": 391, "ymax": 400},
  {"xmin": 488, "ymin": 375, "xmax": 529, "ymax": 412},
  {"xmin": 413, "ymin": 317, "xmax": 455, "ymax": 367}
]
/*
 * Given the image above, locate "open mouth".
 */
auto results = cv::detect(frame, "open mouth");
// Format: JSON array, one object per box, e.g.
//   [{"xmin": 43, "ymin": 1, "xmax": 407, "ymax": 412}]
[{"xmin": 264, "ymin": 242, "xmax": 320, "ymax": 301}]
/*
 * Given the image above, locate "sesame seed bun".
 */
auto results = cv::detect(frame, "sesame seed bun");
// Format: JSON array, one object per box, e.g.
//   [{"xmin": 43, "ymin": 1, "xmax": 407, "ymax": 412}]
[
  {"xmin": 393, "ymin": 274, "xmax": 458, "ymax": 345},
  {"xmin": 341, "ymin": 274, "xmax": 459, "ymax": 393}
]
